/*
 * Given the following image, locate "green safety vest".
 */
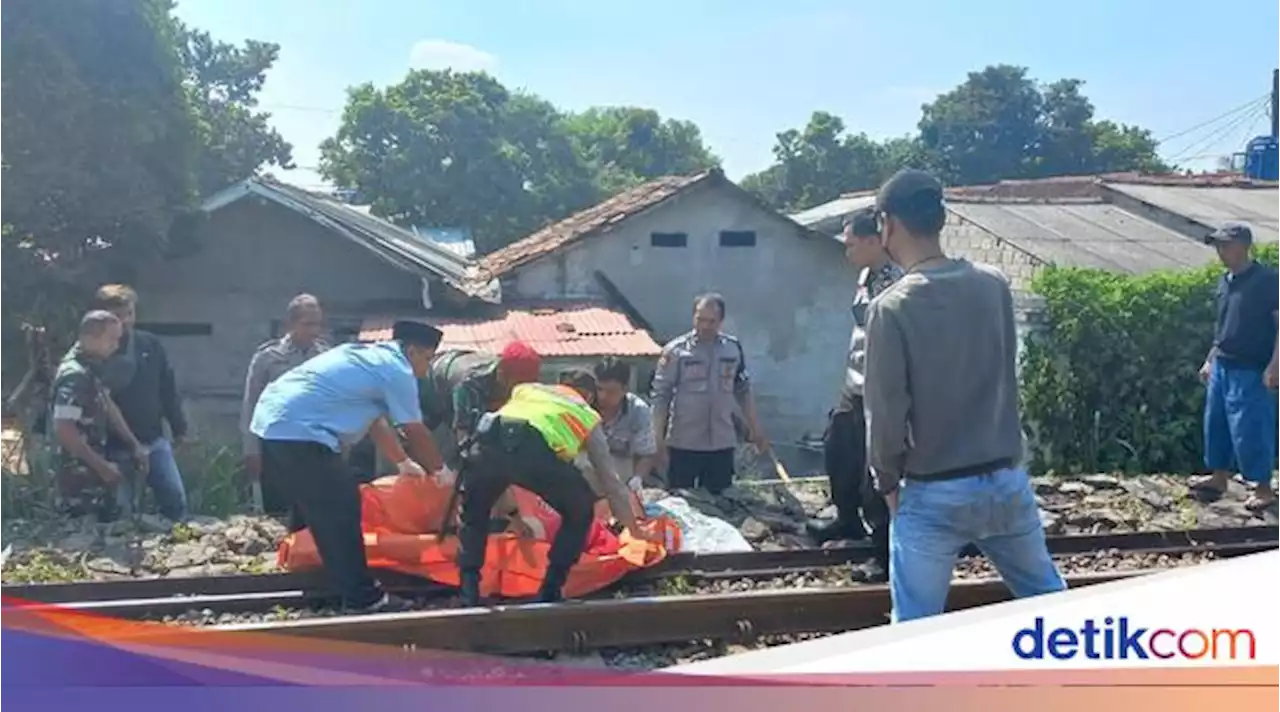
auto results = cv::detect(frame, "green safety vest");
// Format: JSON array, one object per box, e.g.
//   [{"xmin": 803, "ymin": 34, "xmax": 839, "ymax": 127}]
[{"xmin": 498, "ymin": 383, "xmax": 602, "ymax": 461}]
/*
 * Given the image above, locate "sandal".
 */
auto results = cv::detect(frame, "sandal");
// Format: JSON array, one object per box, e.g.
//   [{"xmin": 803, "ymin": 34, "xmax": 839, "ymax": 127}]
[
  {"xmin": 1187, "ymin": 475, "xmax": 1229, "ymax": 499},
  {"xmin": 1244, "ymin": 492, "xmax": 1277, "ymax": 511}
]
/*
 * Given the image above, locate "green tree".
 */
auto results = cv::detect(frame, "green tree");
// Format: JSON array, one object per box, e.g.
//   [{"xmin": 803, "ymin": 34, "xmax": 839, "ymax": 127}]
[
  {"xmin": 2, "ymin": 0, "xmax": 197, "ymax": 304},
  {"xmin": 319, "ymin": 70, "xmax": 598, "ymax": 253},
  {"xmin": 178, "ymin": 26, "xmax": 294, "ymax": 195},
  {"xmin": 920, "ymin": 65, "xmax": 1168, "ymax": 185},
  {"xmin": 564, "ymin": 106, "xmax": 720, "ymax": 193}
]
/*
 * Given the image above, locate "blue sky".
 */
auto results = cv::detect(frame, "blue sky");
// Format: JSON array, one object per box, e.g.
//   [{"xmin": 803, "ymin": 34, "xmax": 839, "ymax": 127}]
[{"xmin": 174, "ymin": 0, "xmax": 1280, "ymax": 191}]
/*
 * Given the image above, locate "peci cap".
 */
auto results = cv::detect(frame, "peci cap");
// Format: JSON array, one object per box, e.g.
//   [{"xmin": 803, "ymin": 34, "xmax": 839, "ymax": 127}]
[
  {"xmin": 1203, "ymin": 222, "xmax": 1254, "ymax": 247},
  {"xmin": 840, "ymin": 206, "xmax": 880, "ymax": 241},
  {"xmin": 392, "ymin": 320, "xmax": 444, "ymax": 348},
  {"xmin": 876, "ymin": 169, "xmax": 945, "ymax": 217}
]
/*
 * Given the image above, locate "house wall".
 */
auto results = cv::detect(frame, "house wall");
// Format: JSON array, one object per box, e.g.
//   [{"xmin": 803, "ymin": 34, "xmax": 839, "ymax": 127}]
[
  {"xmin": 503, "ymin": 184, "xmax": 854, "ymax": 442},
  {"xmin": 130, "ymin": 198, "xmax": 425, "ymax": 440}
]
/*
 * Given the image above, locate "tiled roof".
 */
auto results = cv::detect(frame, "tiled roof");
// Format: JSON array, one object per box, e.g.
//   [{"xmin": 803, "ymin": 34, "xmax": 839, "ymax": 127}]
[
  {"xmin": 358, "ymin": 303, "xmax": 662, "ymax": 358},
  {"xmin": 474, "ymin": 170, "xmax": 719, "ymax": 281},
  {"xmin": 200, "ymin": 177, "xmax": 499, "ymax": 301}
]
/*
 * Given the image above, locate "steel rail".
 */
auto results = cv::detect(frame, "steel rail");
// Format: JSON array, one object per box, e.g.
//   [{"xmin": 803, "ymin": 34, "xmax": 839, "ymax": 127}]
[
  {"xmin": 192, "ymin": 570, "xmax": 1152, "ymax": 655},
  {"xmin": 4, "ymin": 525, "xmax": 1275, "ymax": 608}
]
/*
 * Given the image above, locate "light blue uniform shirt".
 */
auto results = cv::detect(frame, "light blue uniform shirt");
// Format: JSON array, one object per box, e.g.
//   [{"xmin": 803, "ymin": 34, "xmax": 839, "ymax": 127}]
[{"xmin": 250, "ymin": 342, "xmax": 423, "ymax": 452}]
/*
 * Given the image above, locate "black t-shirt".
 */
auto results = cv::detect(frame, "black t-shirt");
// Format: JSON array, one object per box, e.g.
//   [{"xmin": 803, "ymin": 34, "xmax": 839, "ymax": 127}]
[{"xmin": 1214, "ymin": 261, "xmax": 1280, "ymax": 370}]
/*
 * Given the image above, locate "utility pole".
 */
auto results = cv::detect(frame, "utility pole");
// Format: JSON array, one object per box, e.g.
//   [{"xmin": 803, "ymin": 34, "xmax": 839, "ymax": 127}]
[{"xmin": 1271, "ymin": 68, "xmax": 1279, "ymax": 140}]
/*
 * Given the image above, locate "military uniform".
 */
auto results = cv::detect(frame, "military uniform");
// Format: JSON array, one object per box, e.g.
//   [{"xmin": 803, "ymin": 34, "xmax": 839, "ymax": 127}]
[
  {"xmin": 650, "ymin": 331, "xmax": 751, "ymax": 494},
  {"xmin": 49, "ymin": 347, "xmax": 118, "ymax": 521},
  {"xmin": 241, "ymin": 334, "xmax": 329, "ymax": 519},
  {"xmin": 419, "ymin": 350, "xmax": 503, "ymax": 459}
]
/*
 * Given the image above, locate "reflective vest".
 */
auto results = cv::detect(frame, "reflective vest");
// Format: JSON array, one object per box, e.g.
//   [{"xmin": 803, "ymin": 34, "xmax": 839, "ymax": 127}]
[{"xmin": 498, "ymin": 383, "xmax": 602, "ymax": 461}]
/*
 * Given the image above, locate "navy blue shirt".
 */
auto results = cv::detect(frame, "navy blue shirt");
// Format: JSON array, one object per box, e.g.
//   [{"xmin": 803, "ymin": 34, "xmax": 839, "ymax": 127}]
[{"xmin": 1214, "ymin": 261, "xmax": 1279, "ymax": 370}]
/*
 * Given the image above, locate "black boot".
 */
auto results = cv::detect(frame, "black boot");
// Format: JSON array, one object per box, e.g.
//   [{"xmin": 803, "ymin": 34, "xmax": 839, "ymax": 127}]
[
  {"xmin": 535, "ymin": 567, "xmax": 569, "ymax": 603},
  {"xmin": 460, "ymin": 569, "xmax": 481, "ymax": 607},
  {"xmin": 806, "ymin": 515, "xmax": 868, "ymax": 544}
]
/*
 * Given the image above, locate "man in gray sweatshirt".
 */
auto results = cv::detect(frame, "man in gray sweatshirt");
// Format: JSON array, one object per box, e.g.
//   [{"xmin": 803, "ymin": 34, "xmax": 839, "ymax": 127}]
[{"xmin": 863, "ymin": 169, "xmax": 1065, "ymax": 623}]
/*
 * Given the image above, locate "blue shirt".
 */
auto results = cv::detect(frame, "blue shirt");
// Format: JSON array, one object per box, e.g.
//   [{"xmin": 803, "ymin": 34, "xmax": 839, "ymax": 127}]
[
  {"xmin": 250, "ymin": 342, "xmax": 423, "ymax": 451},
  {"xmin": 1214, "ymin": 261, "xmax": 1279, "ymax": 370}
]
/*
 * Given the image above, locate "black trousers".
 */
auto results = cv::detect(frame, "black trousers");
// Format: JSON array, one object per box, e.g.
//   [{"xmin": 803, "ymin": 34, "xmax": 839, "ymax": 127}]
[
  {"xmin": 259, "ymin": 457, "xmax": 306, "ymax": 533},
  {"xmin": 667, "ymin": 447, "xmax": 735, "ymax": 494},
  {"xmin": 261, "ymin": 439, "xmax": 381, "ymax": 608},
  {"xmin": 824, "ymin": 404, "xmax": 890, "ymax": 562},
  {"xmin": 458, "ymin": 418, "xmax": 597, "ymax": 577}
]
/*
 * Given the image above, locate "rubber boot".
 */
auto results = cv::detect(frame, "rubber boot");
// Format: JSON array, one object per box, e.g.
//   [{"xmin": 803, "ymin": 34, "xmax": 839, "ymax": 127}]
[
  {"xmin": 535, "ymin": 567, "xmax": 569, "ymax": 604},
  {"xmin": 460, "ymin": 570, "xmax": 481, "ymax": 607}
]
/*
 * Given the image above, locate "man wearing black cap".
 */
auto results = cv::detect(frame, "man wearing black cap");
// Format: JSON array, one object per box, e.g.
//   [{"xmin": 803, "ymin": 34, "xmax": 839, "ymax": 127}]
[
  {"xmin": 250, "ymin": 319, "xmax": 450, "ymax": 612},
  {"xmin": 1191, "ymin": 222, "xmax": 1278, "ymax": 511},
  {"xmin": 863, "ymin": 169, "xmax": 1064, "ymax": 623},
  {"xmin": 807, "ymin": 207, "xmax": 898, "ymax": 576}
]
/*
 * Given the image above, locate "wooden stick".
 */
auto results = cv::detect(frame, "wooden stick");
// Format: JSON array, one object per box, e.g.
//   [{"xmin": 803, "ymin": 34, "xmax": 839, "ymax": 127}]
[{"xmin": 769, "ymin": 452, "xmax": 792, "ymax": 482}]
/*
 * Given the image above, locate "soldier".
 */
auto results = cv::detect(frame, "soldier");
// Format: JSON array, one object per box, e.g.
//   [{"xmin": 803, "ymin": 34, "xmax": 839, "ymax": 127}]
[
  {"xmin": 807, "ymin": 208, "xmax": 900, "ymax": 573},
  {"xmin": 651, "ymin": 293, "xmax": 769, "ymax": 494},
  {"xmin": 49, "ymin": 311, "xmax": 150, "ymax": 521},
  {"xmin": 456, "ymin": 370, "xmax": 655, "ymax": 606},
  {"xmin": 240, "ymin": 294, "xmax": 328, "ymax": 530},
  {"xmin": 418, "ymin": 340, "xmax": 544, "ymax": 453}
]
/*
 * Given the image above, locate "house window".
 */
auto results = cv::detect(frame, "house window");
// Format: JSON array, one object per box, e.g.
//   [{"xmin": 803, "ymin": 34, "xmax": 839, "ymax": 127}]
[
  {"xmin": 650, "ymin": 232, "xmax": 688, "ymax": 248},
  {"xmin": 719, "ymin": 230, "xmax": 757, "ymax": 247},
  {"xmin": 136, "ymin": 322, "xmax": 213, "ymax": 337}
]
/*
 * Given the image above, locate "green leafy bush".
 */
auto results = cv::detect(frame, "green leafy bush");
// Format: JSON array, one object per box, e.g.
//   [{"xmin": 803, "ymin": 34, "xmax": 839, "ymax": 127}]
[{"xmin": 1021, "ymin": 243, "xmax": 1278, "ymax": 475}]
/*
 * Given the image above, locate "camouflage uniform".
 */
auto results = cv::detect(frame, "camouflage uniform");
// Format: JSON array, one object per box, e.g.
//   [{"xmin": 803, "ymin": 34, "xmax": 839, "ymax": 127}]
[
  {"xmin": 48, "ymin": 347, "xmax": 118, "ymax": 520},
  {"xmin": 419, "ymin": 350, "xmax": 504, "ymax": 460}
]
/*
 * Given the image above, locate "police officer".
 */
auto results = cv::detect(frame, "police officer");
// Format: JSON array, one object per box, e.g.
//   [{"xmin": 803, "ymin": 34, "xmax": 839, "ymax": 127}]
[
  {"xmin": 49, "ymin": 311, "xmax": 150, "ymax": 521},
  {"xmin": 651, "ymin": 293, "xmax": 769, "ymax": 494},
  {"xmin": 419, "ymin": 340, "xmax": 544, "ymax": 454},
  {"xmin": 456, "ymin": 370, "xmax": 653, "ymax": 606},
  {"xmin": 808, "ymin": 208, "xmax": 900, "ymax": 571},
  {"xmin": 240, "ymin": 294, "xmax": 328, "ymax": 529},
  {"xmin": 250, "ymin": 320, "xmax": 451, "ymax": 612}
]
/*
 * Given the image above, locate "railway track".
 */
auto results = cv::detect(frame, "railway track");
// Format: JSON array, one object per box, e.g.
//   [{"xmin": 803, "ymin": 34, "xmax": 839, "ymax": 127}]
[{"xmin": 4, "ymin": 525, "xmax": 1275, "ymax": 623}]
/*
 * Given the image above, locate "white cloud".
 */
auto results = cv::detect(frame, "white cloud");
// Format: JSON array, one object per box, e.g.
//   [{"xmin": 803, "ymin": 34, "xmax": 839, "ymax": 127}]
[{"xmin": 408, "ymin": 40, "xmax": 498, "ymax": 73}]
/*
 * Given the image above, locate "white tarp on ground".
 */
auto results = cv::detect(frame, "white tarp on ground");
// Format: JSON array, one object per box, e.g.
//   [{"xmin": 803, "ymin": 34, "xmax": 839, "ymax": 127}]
[
  {"xmin": 664, "ymin": 550, "xmax": 1278, "ymax": 674},
  {"xmin": 645, "ymin": 496, "xmax": 753, "ymax": 554}
]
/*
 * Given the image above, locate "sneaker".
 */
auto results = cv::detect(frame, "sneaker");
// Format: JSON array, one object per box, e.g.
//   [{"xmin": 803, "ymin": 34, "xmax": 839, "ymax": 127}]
[{"xmin": 350, "ymin": 592, "xmax": 415, "ymax": 614}]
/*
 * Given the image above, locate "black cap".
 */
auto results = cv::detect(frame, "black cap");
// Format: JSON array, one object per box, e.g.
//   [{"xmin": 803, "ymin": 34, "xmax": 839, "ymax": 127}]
[
  {"xmin": 392, "ymin": 319, "xmax": 443, "ymax": 348},
  {"xmin": 876, "ymin": 169, "xmax": 945, "ymax": 216},
  {"xmin": 841, "ymin": 207, "xmax": 879, "ymax": 241},
  {"xmin": 1203, "ymin": 222, "xmax": 1254, "ymax": 246}
]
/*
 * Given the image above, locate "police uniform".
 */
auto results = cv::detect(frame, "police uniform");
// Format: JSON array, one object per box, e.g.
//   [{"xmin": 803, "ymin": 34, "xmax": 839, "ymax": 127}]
[
  {"xmin": 48, "ymin": 346, "xmax": 118, "ymax": 521},
  {"xmin": 458, "ymin": 383, "xmax": 620, "ymax": 604},
  {"xmin": 240, "ymin": 334, "xmax": 329, "ymax": 522},
  {"xmin": 650, "ymin": 331, "xmax": 751, "ymax": 494},
  {"xmin": 812, "ymin": 262, "xmax": 902, "ymax": 556}
]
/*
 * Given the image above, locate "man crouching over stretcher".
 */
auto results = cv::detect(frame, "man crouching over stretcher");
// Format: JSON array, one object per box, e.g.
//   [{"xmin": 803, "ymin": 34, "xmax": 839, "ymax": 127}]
[{"xmin": 457, "ymin": 368, "xmax": 656, "ymax": 605}]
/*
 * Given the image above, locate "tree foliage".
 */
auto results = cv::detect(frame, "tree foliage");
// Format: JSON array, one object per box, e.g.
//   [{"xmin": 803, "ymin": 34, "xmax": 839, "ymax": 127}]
[
  {"xmin": 179, "ymin": 25, "xmax": 294, "ymax": 195},
  {"xmin": 1020, "ymin": 243, "xmax": 1279, "ymax": 476},
  {"xmin": 742, "ymin": 64, "xmax": 1168, "ymax": 211},
  {"xmin": 564, "ymin": 107, "xmax": 720, "ymax": 194}
]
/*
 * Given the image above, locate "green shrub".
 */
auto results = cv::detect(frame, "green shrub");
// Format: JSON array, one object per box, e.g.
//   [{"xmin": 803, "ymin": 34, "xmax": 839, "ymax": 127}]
[{"xmin": 1021, "ymin": 243, "xmax": 1278, "ymax": 475}]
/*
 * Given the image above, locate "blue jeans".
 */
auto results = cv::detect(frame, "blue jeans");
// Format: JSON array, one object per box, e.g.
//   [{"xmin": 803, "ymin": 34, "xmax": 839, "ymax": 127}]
[
  {"xmin": 1204, "ymin": 360, "xmax": 1279, "ymax": 484},
  {"xmin": 889, "ymin": 467, "xmax": 1066, "ymax": 623},
  {"xmin": 113, "ymin": 438, "xmax": 188, "ymax": 521}
]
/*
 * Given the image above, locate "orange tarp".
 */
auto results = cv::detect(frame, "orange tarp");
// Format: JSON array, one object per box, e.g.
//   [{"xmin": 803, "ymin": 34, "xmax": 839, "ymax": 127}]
[{"xmin": 277, "ymin": 475, "xmax": 680, "ymax": 599}]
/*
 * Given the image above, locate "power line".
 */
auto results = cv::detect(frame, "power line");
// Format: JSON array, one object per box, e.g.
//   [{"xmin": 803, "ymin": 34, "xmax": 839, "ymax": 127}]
[
  {"xmin": 1155, "ymin": 94, "xmax": 1268, "ymax": 147},
  {"xmin": 1166, "ymin": 101, "xmax": 1268, "ymax": 163}
]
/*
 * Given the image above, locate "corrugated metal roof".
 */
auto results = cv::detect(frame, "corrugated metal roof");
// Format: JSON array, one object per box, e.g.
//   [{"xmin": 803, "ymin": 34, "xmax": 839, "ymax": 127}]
[
  {"xmin": 789, "ymin": 193, "xmax": 876, "ymax": 234},
  {"xmin": 948, "ymin": 200, "xmax": 1216, "ymax": 273},
  {"xmin": 359, "ymin": 304, "xmax": 662, "ymax": 358},
  {"xmin": 1102, "ymin": 183, "xmax": 1279, "ymax": 244}
]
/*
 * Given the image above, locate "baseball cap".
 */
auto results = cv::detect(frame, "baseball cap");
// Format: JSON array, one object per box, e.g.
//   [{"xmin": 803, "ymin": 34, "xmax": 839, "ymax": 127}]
[
  {"xmin": 1203, "ymin": 222, "xmax": 1254, "ymax": 246},
  {"xmin": 876, "ymin": 169, "xmax": 945, "ymax": 216},
  {"xmin": 840, "ymin": 207, "xmax": 879, "ymax": 241},
  {"xmin": 392, "ymin": 320, "xmax": 444, "ymax": 348}
]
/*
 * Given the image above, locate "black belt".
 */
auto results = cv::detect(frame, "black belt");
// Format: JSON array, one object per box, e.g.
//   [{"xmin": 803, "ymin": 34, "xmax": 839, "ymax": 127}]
[{"xmin": 905, "ymin": 457, "xmax": 1016, "ymax": 483}]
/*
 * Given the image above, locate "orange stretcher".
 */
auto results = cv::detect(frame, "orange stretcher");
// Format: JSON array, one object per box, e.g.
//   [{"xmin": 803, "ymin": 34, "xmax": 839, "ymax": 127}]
[{"xmin": 277, "ymin": 475, "xmax": 681, "ymax": 599}]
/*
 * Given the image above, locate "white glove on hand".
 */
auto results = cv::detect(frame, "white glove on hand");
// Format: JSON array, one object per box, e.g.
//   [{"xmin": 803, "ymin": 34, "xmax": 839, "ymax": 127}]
[
  {"xmin": 626, "ymin": 476, "xmax": 643, "ymax": 493},
  {"xmin": 434, "ymin": 465, "xmax": 458, "ymax": 487},
  {"xmin": 396, "ymin": 459, "xmax": 427, "ymax": 478}
]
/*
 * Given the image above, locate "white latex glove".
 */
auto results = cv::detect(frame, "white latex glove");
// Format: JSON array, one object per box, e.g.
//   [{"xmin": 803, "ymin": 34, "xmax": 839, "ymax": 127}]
[
  {"xmin": 626, "ymin": 476, "xmax": 643, "ymax": 493},
  {"xmin": 396, "ymin": 459, "xmax": 427, "ymax": 478},
  {"xmin": 434, "ymin": 465, "xmax": 457, "ymax": 487}
]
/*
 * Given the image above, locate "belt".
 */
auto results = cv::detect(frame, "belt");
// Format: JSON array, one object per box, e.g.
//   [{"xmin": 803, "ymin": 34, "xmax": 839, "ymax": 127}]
[{"xmin": 905, "ymin": 457, "xmax": 1016, "ymax": 483}]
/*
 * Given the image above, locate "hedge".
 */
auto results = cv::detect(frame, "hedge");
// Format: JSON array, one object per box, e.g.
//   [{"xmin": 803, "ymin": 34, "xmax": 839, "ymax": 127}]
[{"xmin": 1020, "ymin": 242, "xmax": 1278, "ymax": 475}]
